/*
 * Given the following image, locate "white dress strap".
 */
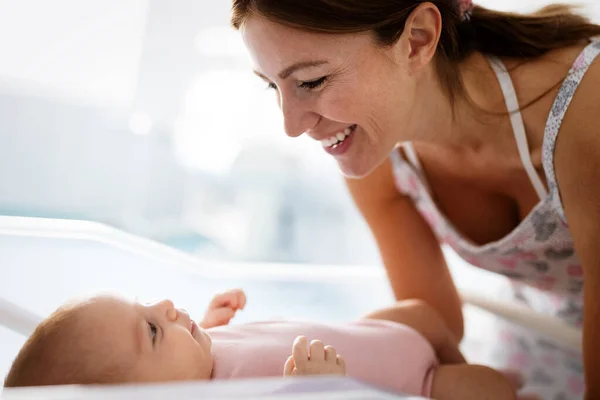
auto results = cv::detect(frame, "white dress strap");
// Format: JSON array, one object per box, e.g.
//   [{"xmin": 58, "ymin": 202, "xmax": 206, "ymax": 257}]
[
  {"xmin": 403, "ymin": 142, "xmax": 421, "ymax": 171},
  {"xmin": 488, "ymin": 56, "xmax": 548, "ymax": 201},
  {"xmin": 400, "ymin": 142, "xmax": 432, "ymax": 195}
]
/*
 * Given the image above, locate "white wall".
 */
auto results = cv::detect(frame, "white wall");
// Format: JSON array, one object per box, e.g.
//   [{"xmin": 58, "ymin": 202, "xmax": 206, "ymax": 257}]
[{"xmin": 0, "ymin": 0, "xmax": 597, "ymax": 266}]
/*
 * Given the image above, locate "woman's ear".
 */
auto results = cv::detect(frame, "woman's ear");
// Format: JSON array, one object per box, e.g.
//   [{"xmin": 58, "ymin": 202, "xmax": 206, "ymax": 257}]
[{"xmin": 394, "ymin": 2, "xmax": 442, "ymax": 75}]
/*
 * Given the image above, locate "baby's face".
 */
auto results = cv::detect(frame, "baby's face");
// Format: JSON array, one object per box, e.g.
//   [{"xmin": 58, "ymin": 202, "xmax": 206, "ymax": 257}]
[{"xmin": 78, "ymin": 295, "xmax": 213, "ymax": 383}]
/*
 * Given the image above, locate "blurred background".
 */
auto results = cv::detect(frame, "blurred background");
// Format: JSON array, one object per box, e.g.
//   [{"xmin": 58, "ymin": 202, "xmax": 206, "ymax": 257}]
[{"xmin": 0, "ymin": 0, "xmax": 598, "ymax": 265}]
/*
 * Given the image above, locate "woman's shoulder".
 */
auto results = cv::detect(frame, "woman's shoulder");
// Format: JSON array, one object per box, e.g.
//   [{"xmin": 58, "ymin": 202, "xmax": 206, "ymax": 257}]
[
  {"xmin": 545, "ymin": 39, "xmax": 600, "ymax": 220},
  {"xmin": 504, "ymin": 41, "xmax": 600, "ymax": 161},
  {"xmin": 553, "ymin": 41, "xmax": 600, "ymax": 122},
  {"xmin": 504, "ymin": 41, "xmax": 593, "ymax": 100},
  {"xmin": 544, "ymin": 39, "xmax": 600, "ymax": 152}
]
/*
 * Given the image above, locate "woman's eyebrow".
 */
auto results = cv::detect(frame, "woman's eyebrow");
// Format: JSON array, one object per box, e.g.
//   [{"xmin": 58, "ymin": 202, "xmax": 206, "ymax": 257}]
[{"xmin": 253, "ymin": 60, "xmax": 329, "ymax": 81}]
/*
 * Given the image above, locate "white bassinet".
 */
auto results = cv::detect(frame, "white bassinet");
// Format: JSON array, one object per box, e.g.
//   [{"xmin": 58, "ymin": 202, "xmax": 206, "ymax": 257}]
[{"xmin": 0, "ymin": 216, "xmax": 581, "ymax": 399}]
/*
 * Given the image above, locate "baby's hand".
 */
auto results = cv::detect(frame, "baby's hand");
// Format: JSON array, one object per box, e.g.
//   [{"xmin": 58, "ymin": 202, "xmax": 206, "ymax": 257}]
[
  {"xmin": 283, "ymin": 336, "xmax": 346, "ymax": 377},
  {"xmin": 199, "ymin": 289, "xmax": 246, "ymax": 329}
]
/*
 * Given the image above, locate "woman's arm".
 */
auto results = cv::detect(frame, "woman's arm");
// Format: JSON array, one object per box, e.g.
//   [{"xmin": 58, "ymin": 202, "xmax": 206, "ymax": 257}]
[
  {"xmin": 363, "ymin": 299, "xmax": 466, "ymax": 364},
  {"xmin": 431, "ymin": 364, "xmax": 516, "ymax": 400},
  {"xmin": 345, "ymin": 158, "xmax": 464, "ymax": 340},
  {"xmin": 553, "ymin": 63, "xmax": 600, "ymax": 399}
]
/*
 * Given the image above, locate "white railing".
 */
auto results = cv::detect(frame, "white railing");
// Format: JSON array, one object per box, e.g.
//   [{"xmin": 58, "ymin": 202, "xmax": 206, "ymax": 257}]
[
  {"xmin": 0, "ymin": 298, "xmax": 41, "ymax": 338},
  {"xmin": 0, "ymin": 216, "xmax": 582, "ymax": 350}
]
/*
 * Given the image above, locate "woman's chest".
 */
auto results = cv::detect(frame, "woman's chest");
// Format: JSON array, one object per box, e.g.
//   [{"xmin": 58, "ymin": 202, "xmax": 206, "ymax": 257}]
[
  {"xmin": 396, "ymin": 145, "xmax": 582, "ymax": 302},
  {"xmin": 411, "ymin": 145, "xmax": 544, "ymax": 246}
]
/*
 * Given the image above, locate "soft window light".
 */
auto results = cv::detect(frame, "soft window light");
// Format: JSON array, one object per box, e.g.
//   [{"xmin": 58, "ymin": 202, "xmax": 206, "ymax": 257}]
[
  {"xmin": 194, "ymin": 26, "xmax": 249, "ymax": 58},
  {"xmin": 129, "ymin": 112, "xmax": 152, "ymax": 136}
]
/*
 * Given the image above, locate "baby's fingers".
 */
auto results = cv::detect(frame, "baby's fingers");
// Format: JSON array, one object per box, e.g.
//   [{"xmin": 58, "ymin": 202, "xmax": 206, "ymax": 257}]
[
  {"xmin": 229, "ymin": 289, "xmax": 247, "ymax": 310},
  {"xmin": 283, "ymin": 356, "xmax": 295, "ymax": 377},
  {"xmin": 210, "ymin": 289, "xmax": 246, "ymax": 310},
  {"xmin": 309, "ymin": 340, "xmax": 325, "ymax": 361},
  {"xmin": 337, "ymin": 355, "xmax": 346, "ymax": 374},
  {"xmin": 292, "ymin": 336, "xmax": 309, "ymax": 368},
  {"xmin": 324, "ymin": 345, "xmax": 337, "ymax": 362}
]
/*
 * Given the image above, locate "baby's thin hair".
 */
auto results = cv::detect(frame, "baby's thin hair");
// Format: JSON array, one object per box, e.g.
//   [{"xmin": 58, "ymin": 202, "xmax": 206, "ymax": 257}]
[{"xmin": 4, "ymin": 301, "xmax": 126, "ymax": 388}]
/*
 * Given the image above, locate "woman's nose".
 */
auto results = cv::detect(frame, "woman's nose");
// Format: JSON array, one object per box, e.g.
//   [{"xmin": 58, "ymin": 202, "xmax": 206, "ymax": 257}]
[{"xmin": 281, "ymin": 94, "xmax": 319, "ymax": 138}]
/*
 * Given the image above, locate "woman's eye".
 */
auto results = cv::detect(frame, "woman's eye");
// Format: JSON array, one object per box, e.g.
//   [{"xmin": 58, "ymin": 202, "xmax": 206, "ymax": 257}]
[
  {"xmin": 299, "ymin": 77, "xmax": 327, "ymax": 90},
  {"xmin": 266, "ymin": 82, "xmax": 277, "ymax": 90},
  {"xmin": 149, "ymin": 322, "xmax": 158, "ymax": 343}
]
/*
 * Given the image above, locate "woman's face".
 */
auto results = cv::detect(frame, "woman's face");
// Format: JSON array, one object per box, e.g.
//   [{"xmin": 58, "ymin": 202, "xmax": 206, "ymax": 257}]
[{"xmin": 241, "ymin": 16, "xmax": 422, "ymax": 178}]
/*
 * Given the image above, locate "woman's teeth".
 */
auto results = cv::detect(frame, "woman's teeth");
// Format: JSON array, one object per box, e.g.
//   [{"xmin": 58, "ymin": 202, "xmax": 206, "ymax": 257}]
[{"xmin": 321, "ymin": 125, "xmax": 356, "ymax": 148}]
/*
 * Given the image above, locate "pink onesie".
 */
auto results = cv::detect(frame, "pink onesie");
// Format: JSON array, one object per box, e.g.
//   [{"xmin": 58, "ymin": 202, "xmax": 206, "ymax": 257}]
[{"xmin": 208, "ymin": 319, "xmax": 438, "ymax": 397}]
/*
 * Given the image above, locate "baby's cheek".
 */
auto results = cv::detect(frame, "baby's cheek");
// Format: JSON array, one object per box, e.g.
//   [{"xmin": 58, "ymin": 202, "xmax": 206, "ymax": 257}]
[
  {"xmin": 179, "ymin": 338, "xmax": 212, "ymax": 379},
  {"xmin": 188, "ymin": 350, "xmax": 212, "ymax": 380}
]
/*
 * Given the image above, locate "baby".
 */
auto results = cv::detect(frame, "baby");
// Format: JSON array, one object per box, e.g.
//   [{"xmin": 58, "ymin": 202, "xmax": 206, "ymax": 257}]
[{"xmin": 4, "ymin": 289, "xmax": 517, "ymax": 399}]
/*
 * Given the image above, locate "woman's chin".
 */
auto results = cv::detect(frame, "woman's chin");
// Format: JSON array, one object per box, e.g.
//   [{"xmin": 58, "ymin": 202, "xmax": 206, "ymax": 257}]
[
  {"xmin": 337, "ymin": 159, "xmax": 377, "ymax": 179},
  {"xmin": 334, "ymin": 140, "xmax": 393, "ymax": 178}
]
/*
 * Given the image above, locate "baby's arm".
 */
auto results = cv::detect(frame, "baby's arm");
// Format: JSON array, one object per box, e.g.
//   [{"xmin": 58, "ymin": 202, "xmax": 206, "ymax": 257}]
[
  {"xmin": 283, "ymin": 336, "xmax": 346, "ymax": 377},
  {"xmin": 363, "ymin": 299, "xmax": 465, "ymax": 364},
  {"xmin": 431, "ymin": 364, "xmax": 516, "ymax": 400},
  {"xmin": 199, "ymin": 289, "xmax": 246, "ymax": 329}
]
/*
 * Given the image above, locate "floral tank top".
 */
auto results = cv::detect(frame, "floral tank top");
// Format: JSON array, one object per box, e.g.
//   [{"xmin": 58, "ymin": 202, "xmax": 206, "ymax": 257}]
[{"xmin": 390, "ymin": 39, "xmax": 600, "ymax": 328}]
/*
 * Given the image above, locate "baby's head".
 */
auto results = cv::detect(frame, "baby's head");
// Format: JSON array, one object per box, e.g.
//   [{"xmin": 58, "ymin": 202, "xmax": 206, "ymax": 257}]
[{"xmin": 4, "ymin": 295, "xmax": 213, "ymax": 387}]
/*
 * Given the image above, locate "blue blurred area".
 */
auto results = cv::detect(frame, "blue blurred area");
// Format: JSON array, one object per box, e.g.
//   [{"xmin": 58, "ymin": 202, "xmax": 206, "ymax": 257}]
[{"xmin": 0, "ymin": 0, "xmax": 380, "ymax": 266}]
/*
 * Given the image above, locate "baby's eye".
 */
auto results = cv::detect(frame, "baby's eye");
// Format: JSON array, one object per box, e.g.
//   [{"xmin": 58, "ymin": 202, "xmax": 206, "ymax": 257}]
[{"xmin": 148, "ymin": 322, "xmax": 158, "ymax": 343}]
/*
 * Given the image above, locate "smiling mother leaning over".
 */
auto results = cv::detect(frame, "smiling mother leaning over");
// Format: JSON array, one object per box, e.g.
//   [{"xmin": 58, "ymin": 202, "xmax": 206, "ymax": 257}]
[{"xmin": 231, "ymin": 0, "xmax": 600, "ymax": 398}]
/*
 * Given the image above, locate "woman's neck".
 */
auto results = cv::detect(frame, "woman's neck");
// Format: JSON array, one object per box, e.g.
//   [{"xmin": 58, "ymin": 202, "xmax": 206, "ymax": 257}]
[{"xmin": 407, "ymin": 52, "xmax": 520, "ymax": 155}]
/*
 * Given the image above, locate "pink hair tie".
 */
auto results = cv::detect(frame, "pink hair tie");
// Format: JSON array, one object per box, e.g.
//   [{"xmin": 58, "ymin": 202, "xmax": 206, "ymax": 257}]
[{"xmin": 457, "ymin": 0, "xmax": 474, "ymax": 21}]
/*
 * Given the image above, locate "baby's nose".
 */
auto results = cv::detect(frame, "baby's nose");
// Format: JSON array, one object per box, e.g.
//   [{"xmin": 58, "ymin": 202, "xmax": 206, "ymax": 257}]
[
  {"xmin": 154, "ymin": 299, "xmax": 177, "ymax": 320},
  {"xmin": 157, "ymin": 299, "xmax": 175, "ymax": 310},
  {"xmin": 177, "ymin": 307, "xmax": 192, "ymax": 324}
]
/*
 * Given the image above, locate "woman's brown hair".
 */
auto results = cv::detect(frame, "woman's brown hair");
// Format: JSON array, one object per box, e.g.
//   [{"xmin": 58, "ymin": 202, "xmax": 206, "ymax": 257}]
[{"xmin": 231, "ymin": 1, "xmax": 600, "ymax": 105}]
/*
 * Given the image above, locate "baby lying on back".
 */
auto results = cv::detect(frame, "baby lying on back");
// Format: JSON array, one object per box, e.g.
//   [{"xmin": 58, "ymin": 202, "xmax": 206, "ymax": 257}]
[{"xmin": 4, "ymin": 289, "xmax": 517, "ymax": 399}]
